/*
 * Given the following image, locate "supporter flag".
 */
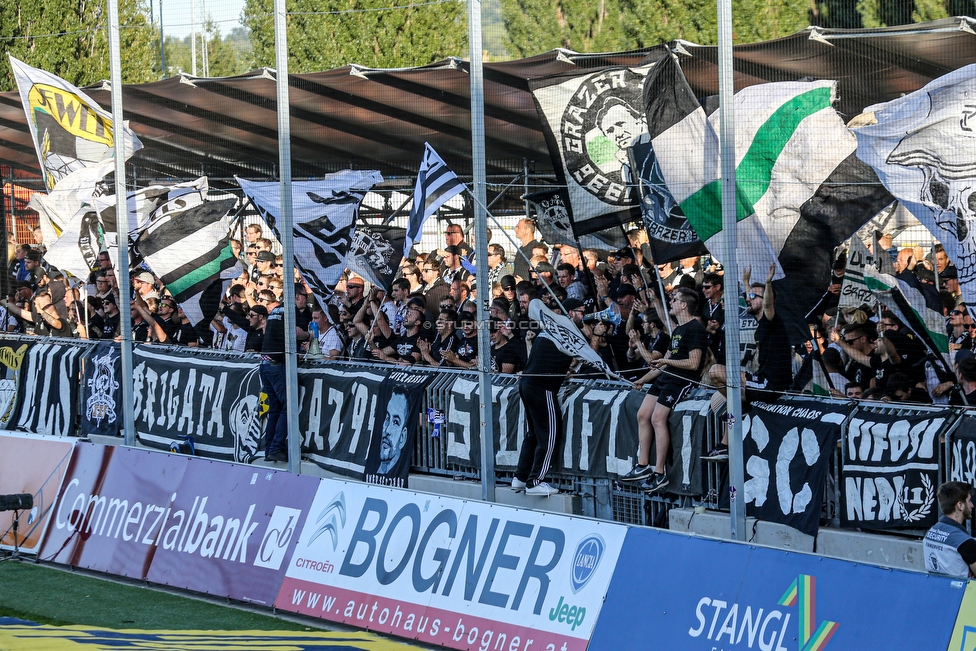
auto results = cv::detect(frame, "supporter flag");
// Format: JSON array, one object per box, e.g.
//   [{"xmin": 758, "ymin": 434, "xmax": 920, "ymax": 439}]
[
  {"xmin": 792, "ymin": 351, "xmax": 833, "ymax": 396},
  {"xmin": 41, "ymin": 205, "xmax": 103, "ymax": 281},
  {"xmin": 850, "ymin": 236, "xmax": 949, "ymax": 360},
  {"xmin": 529, "ymin": 65, "xmax": 650, "ymax": 248},
  {"xmin": 524, "ymin": 188, "xmax": 608, "ymax": 250},
  {"xmin": 9, "ymin": 56, "xmax": 142, "ymax": 191},
  {"xmin": 528, "ymin": 298, "xmax": 618, "ymax": 379},
  {"xmin": 238, "ymin": 171, "xmax": 382, "ymax": 304},
  {"xmin": 644, "ymin": 50, "xmax": 892, "ymax": 343},
  {"xmin": 405, "ymin": 144, "xmax": 465, "ymax": 256},
  {"xmin": 852, "ymin": 63, "xmax": 976, "ymax": 310},
  {"xmin": 346, "ymin": 224, "xmax": 406, "ymax": 291},
  {"xmin": 136, "ymin": 198, "xmax": 240, "ymax": 330}
]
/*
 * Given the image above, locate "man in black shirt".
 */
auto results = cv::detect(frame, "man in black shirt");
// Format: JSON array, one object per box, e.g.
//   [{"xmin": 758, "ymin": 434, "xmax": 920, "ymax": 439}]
[
  {"xmin": 261, "ymin": 297, "xmax": 289, "ymax": 462},
  {"xmin": 622, "ymin": 287, "xmax": 706, "ymax": 493},
  {"xmin": 514, "ymin": 308, "xmax": 574, "ymax": 497}
]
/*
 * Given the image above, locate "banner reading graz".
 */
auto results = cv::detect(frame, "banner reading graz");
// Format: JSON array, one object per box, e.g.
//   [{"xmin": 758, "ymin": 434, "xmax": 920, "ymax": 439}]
[
  {"xmin": 132, "ymin": 347, "xmax": 263, "ymax": 463},
  {"xmin": 16, "ymin": 341, "xmax": 90, "ymax": 437},
  {"xmin": 841, "ymin": 409, "xmax": 946, "ymax": 530},
  {"xmin": 297, "ymin": 365, "xmax": 387, "ymax": 479},
  {"xmin": 744, "ymin": 397, "xmax": 848, "ymax": 537}
]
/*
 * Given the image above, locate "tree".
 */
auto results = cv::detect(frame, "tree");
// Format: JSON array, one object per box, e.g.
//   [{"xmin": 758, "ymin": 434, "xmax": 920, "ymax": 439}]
[
  {"xmin": 242, "ymin": 0, "xmax": 466, "ymax": 72},
  {"xmin": 164, "ymin": 26, "xmax": 254, "ymax": 78},
  {"xmin": 0, "ymin": 0, "xmax": 159, "ymax": 91}
]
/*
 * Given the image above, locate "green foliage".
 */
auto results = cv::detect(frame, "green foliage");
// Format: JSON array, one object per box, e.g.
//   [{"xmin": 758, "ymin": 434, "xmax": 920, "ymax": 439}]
[
  {"xmin": 164, "ymin": 27, "xmax": 254, "ymax": 78},
  {"xmin": 242, "ymin": 0, "xmax": 466, "ymax": 72},
  {"xmin": 0, "ymin": 0, "xmax": 159, "ymax": 92}
]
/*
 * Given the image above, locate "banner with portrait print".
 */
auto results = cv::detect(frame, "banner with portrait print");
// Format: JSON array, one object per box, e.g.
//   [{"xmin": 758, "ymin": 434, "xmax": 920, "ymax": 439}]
[{"xmin": 363, "ymin": 369, "xmax": 434, "ymax": 488}]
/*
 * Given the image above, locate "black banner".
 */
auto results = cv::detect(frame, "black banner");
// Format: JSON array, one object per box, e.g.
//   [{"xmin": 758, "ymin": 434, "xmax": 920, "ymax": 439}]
[
  {"xmin": 0, "ymin": 339, "xmax": 31, "ymax": 430},
  {"xmin": 842, "ymin": 410, "xmax": 946, "ymax": 530},
  {"xmin": 298, "ymin": 365, "xmax": 387, "ymax": 478},
  {"xmin": 743, "ymin": 397, "xmax": 848, "ymax": 537},
  {"xmin": 949, "ymin": 414, "xmax": 976, "ymax": 486},
  {"xmin": 363, "ymin": 369, "xmax": 433, "ymax": 488},
  {"xmin": 15, "ymin": 341, "xmax": 87, "ymax": 437},
  {"xmin": 132, "ymin": 348, "xmax": 263, "ymax": 462},
  {"xmin": 80, "ymin": 341, "xmax": 122, "ymax": 438},
  {"xmin": 663, "ymin": 395, "xmax": 709, "ymax": 496}
]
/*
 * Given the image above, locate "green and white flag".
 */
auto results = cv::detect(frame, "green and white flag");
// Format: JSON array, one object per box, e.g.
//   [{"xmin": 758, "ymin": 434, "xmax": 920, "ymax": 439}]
[
  {"xmin": 846, "ymin": 236, "xmax": 949, "ymax": 358},
  {"xmin": 643, "ymin": 52, "xmax": 892, "ymax": 341}
]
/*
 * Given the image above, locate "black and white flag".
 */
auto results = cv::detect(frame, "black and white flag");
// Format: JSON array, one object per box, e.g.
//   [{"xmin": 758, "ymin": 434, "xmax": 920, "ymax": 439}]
[
  {"xmin": 524, "ymin": 188, "xmax": 608, "ymax": 250},
  {"xmin": 80, "ymin": 342, "xmax": 122, "ymax": 438},
  {"xmin": 529, "ymin": 66, "xmax": 649, "ymax": 245},
  {"xmin": 404, "ymin": 144, "xmax": 465, "ymax": 256},
  {"xmin": 949, "ymin": 414, "xmax": 976, "ymax": 486},
  {"xmin": 853, "ymin": 63, "xmax": 976, "ymax": 309},
  {"xmin": 528, "ymin": 298, "xmax": 616, "ymax": 378},
  {"xmin": 346, "ymin": 224, "xmax": 406, "ymax": 291},
  {"xmin": 136, "ymin": 198, "xmax": 241, "ymax": 330},
  {"xmin": 841, "ymin": 410, "xmax": 944, "ymax": 530},
  {"xmin": 238, "ymin": 171, "xmax": 382, "ymax": 304},
  {"xmin": 0, "ymin": 340, "xmax": 31, "ymax": 429},
  {"xmin": 743, "ymin": 397, "xmax": 847, "ymax": 536},
  {"xmin": 15, "ymin": 342, "xmax": 87, "ymax": 438}
]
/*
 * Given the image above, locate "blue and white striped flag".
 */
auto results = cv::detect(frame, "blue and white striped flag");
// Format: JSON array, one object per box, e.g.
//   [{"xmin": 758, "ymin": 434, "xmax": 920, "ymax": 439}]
[{"xmin": 405, "ymin": 144, "xmax": 465, "ymax": 256}]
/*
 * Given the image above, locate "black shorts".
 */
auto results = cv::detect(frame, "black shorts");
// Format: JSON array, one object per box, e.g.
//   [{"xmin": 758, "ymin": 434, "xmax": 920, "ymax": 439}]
[
  {"xmin": 744, "ymin": 372, "xmax": 787, "ymax": 402},
  {"xmin": 648, "ymin": 375, "xmax": 695, "ymax": 408}
]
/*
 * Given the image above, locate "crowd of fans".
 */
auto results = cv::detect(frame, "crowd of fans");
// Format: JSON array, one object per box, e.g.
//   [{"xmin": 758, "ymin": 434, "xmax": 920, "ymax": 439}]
[{"xmin": 5, "ymin": 218, "xmax": 976, "ymax": 411}]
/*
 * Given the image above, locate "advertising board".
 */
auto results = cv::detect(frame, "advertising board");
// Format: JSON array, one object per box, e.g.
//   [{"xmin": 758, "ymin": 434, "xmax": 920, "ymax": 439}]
[{"xmin": 275, "ymin": 479, "xmax": 627, "ymax": 651}]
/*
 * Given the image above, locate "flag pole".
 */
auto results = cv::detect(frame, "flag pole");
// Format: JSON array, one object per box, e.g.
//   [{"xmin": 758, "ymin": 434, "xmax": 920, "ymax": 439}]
[
  {"xmin": 717, "ymin": 0, "xmax": 747, "ymax": 541},
  {"xmin": 107, "ymin": 0, "xmax": 136, "ymax": 447},
  {"xmin": 468, "ymin": 0, "xmax": 496, "ymax": 502},
  {"xmin": 273, "ymin": 0, "xmax": 302, "ymax": 474},
  {"xmin": 466, "ymin": 189, "xmax": 625, "ymax": 382}
]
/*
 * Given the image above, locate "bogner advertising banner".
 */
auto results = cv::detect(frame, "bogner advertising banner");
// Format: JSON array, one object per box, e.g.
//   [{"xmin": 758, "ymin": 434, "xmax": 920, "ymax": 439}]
[
  {"xmin": 40, "ymin": 443, "xmax": 317, "ymax": 605},
  {"xmin": 131, "ymin": 347, "xmax": 263, "ymax": 463},
  {"xmin": 275, "ymin": 479, "xmax": 627, "ymax": 651},
  {"xmin": 841, "ymin": 409, "xmax": 946, "ymax": 530},
  {"xmin": 0, "ymin": 433, "xmax": 74, "ymax": 553},
  {"xmin": 589, "ymin": 527, "xmax": 966, "ymax": 651},
  {"xmin": 298, "ymin": 365, "xmax": 387, "ymax": 479},
  {"xmin": 743, "ymin": 398, "xmax": 848, "ymax": 537}
]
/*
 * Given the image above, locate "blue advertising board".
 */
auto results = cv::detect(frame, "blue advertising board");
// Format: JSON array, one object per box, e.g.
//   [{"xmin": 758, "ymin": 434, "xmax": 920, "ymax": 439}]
[{"xmin": 589, "ymin": 527, "xmax": 967, "ymax": 651}]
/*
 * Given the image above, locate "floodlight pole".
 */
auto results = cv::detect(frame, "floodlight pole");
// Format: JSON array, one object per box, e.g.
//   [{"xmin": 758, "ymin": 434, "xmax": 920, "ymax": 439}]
[
  {"xmin": 468, "ymin": 0, "xmax": 496, "ymax": 502},
  {"xmin": 274, "ymin": 0, "xmax": 302, "ymax": 473},
  {"xmin": 107, "ymin": 0, "xmax": 136, "ymax": 447},
  {"xmin": 718, "ymin": 0, "xmax": 746, "ymax": 541}
]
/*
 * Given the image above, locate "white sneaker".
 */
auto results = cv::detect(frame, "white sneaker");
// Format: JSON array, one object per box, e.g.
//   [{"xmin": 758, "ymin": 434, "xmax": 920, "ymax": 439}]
[
  {"xmin": 511, "ymin": 478, "xmax": 527, "ymax": 493},
  {"xmin": 526, "ymin": 482, "xmax": 558, "ymax": 496}
]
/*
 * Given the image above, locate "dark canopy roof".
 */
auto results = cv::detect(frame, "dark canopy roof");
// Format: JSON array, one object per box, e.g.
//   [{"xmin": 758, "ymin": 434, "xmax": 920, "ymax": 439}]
[{"xmin": 1, "ymin": 17, "xmax": 974, "ymax": 187}]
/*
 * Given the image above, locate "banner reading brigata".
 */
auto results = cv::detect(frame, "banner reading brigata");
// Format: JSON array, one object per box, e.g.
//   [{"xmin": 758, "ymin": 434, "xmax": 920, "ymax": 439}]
[
  {"xmin": 841, "ymin": 409, "xmax": 945, "ymax": 530},
  {"xmin": 132, "ymin": 347, "xmax": 263, "ymax": 463},
  {"xmin": 275, "ymin": 479, "xmax": 626, "ymax": 651}
]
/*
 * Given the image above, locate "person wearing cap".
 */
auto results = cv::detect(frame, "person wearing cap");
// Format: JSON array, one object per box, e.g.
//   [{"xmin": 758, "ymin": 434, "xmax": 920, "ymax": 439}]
[
  {"xmin": 924, "ymin": 481, "xmax": 976, "ymax": 578},
  {"xmin": 251, "ymin": 250, "xmax": 275, "ymax": 283},
  {"xmin": 132, "ymin": 292, "xmax": 179, "ymax": 344},
  {"xmin": 243, "ymin": 304, "xmax": 268, "ymax": 352},
  {"xmin": 2, "ymin": 286, "xmax": 72, "ymax": 338},
  {"xmin": 98, "ymin": 292, "xmax": 121, "ymax": 339},
  {"xmin": 132, "ymin": 271, "xmax": 159, "ymax": 301},
  {"xmin": 441, "ymin": 245, "xmax": 469, "ymax": 285},
  {"xmin": 260, "ymin": 292, "xmax": 293, "ymax": 463}
]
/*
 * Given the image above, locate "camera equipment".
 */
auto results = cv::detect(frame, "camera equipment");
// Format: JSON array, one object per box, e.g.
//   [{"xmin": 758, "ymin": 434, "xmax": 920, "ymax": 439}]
[{"xmin": 0, "ymin": 493, "xmax": 33, "ymax": 561}]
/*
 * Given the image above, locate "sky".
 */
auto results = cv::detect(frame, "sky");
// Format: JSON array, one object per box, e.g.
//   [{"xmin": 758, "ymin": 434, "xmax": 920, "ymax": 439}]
[{"xmin": 157, "ymin": 0, "xmax": 247, "ymax": 39}]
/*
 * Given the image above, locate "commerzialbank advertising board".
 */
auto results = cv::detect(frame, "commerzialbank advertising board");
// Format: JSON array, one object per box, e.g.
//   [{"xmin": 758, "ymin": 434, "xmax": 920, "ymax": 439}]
[{"xmin": 274, "ymin": 478, "xmax": 627, "ymax": 651}]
